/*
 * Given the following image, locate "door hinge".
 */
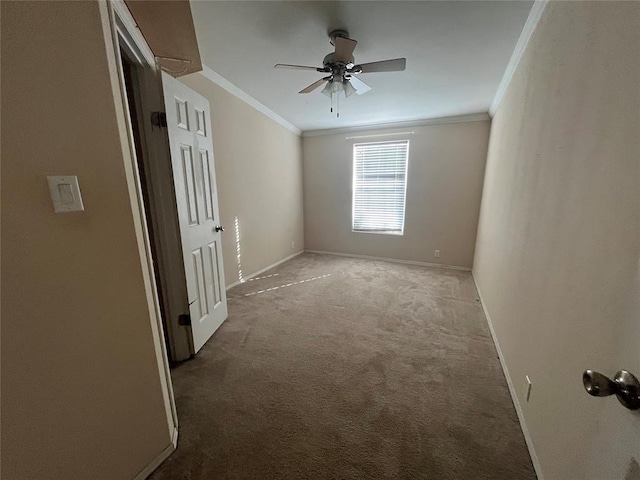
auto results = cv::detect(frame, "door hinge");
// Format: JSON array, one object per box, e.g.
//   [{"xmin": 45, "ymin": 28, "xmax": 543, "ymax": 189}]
[
  {"xmin": 178, "ymin": 313, "xmax": 191, "ymax": 326},
  {"xmin": 151, "ymin": 111, "xmax": 167, "ymax": 128}
]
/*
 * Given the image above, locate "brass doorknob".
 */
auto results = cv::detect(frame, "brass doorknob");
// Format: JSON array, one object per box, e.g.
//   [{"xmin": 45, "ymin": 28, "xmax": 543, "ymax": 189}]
[{"xmin": 583, "ymin": 369, "xmax": 640, "ymax": 410}]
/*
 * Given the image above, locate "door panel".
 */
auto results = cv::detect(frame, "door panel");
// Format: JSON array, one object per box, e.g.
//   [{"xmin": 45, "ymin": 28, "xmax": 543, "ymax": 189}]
[
  {"xmin": 181, "ymin": 145, "xmax": 199, "ymax": 226},
  {"xmin": 208, "ymin": 240, "xmax": 223, "ymax": 307},
  {"xmin": 162, "ymin": 72, "xmax": 228, "ymax": 354},
  {"xmin": 192, "ymin": 248, "xmax": 208, "ymax": 318},
  {"xmin": 195, "ymin": 107, "xmax": 207, "ymax": 136},
  {"xmin": 200, "ymin": 150, "xmax": 215, "ymax": 221}
]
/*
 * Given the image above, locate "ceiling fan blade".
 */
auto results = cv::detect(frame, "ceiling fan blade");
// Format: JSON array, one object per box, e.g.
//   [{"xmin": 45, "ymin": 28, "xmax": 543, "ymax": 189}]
[
  {"xmin": 299, "ymin": 78, "xmax": 328, "ymax": 94},
  {"xmin": 275, "ymin": 63, "xmax": 323, "ymax": 72},
  {"xmin": 356, "ymin": 58, "xmax": 406, "ymax": 73},
  {"xmin": 348, "ymin": 76, "xmax": 372, "ymax": 95},
  {"xmin": 333, "ymin": 36, "xmax": 357, "ymax": 64}
]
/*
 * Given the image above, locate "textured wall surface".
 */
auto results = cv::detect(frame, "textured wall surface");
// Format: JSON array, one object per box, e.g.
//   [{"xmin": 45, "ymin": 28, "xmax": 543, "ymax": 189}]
[
  {"xmin": 1, "ymin": 1, "xmax": 173, "ymax": 478},
  {"xmin": 473, "ymin": 2, "xmax": 640, "ymax": 478},
  {"xmin": 180, "ymin": 74, "xmax": 305, "ymax": 286},
  {"xmin": 303, "ymin": 120, "xmax": 490, "ymax": 268}
]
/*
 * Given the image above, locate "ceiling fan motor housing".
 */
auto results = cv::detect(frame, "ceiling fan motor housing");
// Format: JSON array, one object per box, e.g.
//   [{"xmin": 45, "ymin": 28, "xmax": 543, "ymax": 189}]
[
  {"xmin": 323, "ymin": 53, "xmax": 354, "ymax": 71},
  {"xmin": 325, "ymin": 30, "xmax": 355, "ymax": 69},
  {"xmin": 328, "ymin": 29, "xmax": 350, "ymax": 46}
]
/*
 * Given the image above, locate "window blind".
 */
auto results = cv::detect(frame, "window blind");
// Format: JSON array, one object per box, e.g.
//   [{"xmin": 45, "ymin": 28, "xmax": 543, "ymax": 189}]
[{"xmin": 352, "ymin": 140, "xmax": 409, "ymax": 234}]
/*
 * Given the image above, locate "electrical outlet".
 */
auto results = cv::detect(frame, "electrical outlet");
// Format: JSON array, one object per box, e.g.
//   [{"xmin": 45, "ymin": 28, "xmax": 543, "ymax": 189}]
[
  {"xmin": 434, "ymin": 250, "xmax": 440, "ymax": 258},
  {"xmin": 525, "ymin": 375, "xmax": 532, "ymax": 402},
  {"xmin": 291, "ymin": 241, "xmax": 295, "ymax": 250}
]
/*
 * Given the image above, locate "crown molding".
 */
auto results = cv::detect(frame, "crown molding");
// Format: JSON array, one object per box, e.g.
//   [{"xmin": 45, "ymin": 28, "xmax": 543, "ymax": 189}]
[
  {"xmin": 198, "ymin": 66, "xmax": 493, "ymax": 138},
  {"xmin": 195, "ymin": 2, "xmax": 548, "ymax": 137},
  {"xmin": 302, "ymin": 113, "xmax": 490, "ymax": 138},
  {"xmin": 199, "ymin": 65, "xmax": 302, "ymax": 136},
  {"xmin": 489, "ymin": 0, "xmax": 549, "ymax": 117}
]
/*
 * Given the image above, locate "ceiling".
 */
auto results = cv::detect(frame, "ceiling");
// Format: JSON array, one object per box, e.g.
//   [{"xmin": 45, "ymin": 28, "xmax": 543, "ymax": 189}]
[{"xmin": 190, "ymin": 1, "xmax": 533, "ymax": 132}]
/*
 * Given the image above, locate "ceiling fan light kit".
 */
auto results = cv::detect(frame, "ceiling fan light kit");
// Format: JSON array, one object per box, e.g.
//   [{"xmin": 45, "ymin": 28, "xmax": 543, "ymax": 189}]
[{"xmin": 274, "ymin": 30, "xmax": 406, "ymax": 118}]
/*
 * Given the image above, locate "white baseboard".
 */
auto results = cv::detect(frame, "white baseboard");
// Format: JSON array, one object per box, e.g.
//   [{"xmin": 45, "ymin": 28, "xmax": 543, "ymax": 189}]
[
  {"xmin": 133, "ymin": 427, "xmax": 178, "ymax": 480},
  {"xmin": 170, "ymin": 426, "xmax": 178, "ymax": 448},
  {"xmin": 226, "ymin": 251, "xmax": 304, "ymax": 290},
  {"xmin": 472, "ymin": 274, "xmax": 544, "ymax": 480},
  {"xmin": 304, "ymin": 249, "xmax": 471, "ymax": 271}
]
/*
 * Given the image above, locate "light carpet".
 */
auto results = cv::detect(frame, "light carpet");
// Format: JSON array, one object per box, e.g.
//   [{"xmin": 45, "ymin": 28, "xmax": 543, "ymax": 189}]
[{"xmin": 150, "ymin": 253, "xmax": 535, "ymax": 479}]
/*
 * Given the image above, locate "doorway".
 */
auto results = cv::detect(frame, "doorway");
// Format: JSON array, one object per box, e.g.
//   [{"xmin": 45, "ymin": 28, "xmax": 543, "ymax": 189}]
[
  {"xmin": 113, "ymin": 4, "xmax": 229, "ymax": 366},
  {"xmin": 117, "ymin": 49, "xmax": 191, "ymax": 364},
  {"xmin": 120, "ymin": 51, "xmax": 174, "ymax": 359}
]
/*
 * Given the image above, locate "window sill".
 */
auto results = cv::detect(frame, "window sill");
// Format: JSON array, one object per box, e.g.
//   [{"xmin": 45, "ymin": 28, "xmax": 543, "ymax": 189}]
[{"xmin": 352, "ymin": 230, "xmax": 404, "ymax": 236}]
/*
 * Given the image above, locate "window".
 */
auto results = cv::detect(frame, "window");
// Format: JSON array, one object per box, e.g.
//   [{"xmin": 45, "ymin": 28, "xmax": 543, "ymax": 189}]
[{"xmin": 352, "ymin": 140, "xmax": 409, "ymax": 235}]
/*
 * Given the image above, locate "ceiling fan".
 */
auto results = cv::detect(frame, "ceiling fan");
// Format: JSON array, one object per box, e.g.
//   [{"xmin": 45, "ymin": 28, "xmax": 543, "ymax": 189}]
[{"xmin": 274, "ymin": 30, "xmax": 406, "ymax": 116}]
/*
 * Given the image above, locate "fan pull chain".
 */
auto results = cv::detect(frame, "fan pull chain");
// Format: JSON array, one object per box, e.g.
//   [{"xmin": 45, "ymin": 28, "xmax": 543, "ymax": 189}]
[{"xmin": 327, "ymin": 91, "xmax": 341, "ymax": 118}]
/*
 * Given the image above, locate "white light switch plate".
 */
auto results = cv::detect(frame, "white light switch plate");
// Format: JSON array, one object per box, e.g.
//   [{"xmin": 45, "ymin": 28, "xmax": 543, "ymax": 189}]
[{"xmin": 47, "ymin": 175, "xmax": 84, "ymax": 213}]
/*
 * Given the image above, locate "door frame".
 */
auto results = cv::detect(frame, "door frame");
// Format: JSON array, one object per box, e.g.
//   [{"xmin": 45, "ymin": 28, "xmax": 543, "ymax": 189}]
[
  {"xmin": 100, "ymin": 0, "xmax": 180, "ymax": 472},
  {"xmin": 108, "ymin": 0, "xmax": 194, "ymax": 365}
]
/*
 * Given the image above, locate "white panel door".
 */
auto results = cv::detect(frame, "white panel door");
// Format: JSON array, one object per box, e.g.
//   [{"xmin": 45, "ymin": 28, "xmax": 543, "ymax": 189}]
[{"xmin": 161, "ymin": 72, "xmax": 228, "ymax": 354}]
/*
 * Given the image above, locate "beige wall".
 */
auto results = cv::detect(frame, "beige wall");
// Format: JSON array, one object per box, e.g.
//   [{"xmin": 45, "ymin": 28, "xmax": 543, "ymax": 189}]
[
  {"xmin": 303, "ymin": 121, "xmax": 490, "ymax": 268},
  {"xmin": 473, "ymin": 2, "xmax": 639, "ymax": 479},
  {"xmin": 179, "ymin": 74, "xmax": 304, "ymax": 286},
  {"xmin": 1, "ymin": 2, "xmax": 173, "ymax": 478}
]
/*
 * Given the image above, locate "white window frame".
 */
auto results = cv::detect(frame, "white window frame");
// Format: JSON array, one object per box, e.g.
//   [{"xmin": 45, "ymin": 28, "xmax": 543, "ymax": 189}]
[{"xmin": 351, "ymin": 139, "xmax": 410, "ymax": 236}]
